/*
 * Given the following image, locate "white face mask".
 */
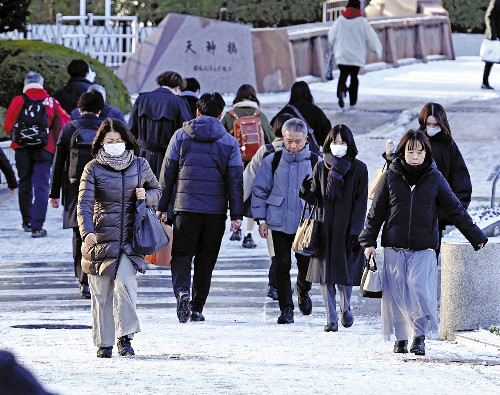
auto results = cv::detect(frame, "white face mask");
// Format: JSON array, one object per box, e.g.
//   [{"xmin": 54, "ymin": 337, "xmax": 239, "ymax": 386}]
[
  {"xmin": 330, "ymin": 143, "xmax": 348, "ymax": 158},
  {"xmin": 426, "ymin": 126, "xmax": 441, "ymax": 137},
  {"xmin": 87, "ymin": 67, "xmax": 96, "ymax": 83},
  {"xmin": 103, "ymin": 143, "xmax": 126, "ymax": 156}
]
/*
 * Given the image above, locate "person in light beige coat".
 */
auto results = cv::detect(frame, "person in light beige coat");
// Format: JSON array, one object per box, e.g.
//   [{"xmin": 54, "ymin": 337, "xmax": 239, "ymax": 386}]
[{"xmin": 328, "ymin": 0, "xmax": 382, "ymax": 108}]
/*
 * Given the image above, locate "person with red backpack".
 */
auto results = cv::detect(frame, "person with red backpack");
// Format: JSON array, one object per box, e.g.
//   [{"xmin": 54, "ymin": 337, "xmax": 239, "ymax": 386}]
[
  {"xmin": 222, "ymin": 84, "xmax": 275, "ymax": 246},
  {"xmin": 49, "ymin": 91, "xmax": 105, "ymax": 298},
  {"xmin": 4, "ymin": 71, "xmax": 69, "ymax": 237}
]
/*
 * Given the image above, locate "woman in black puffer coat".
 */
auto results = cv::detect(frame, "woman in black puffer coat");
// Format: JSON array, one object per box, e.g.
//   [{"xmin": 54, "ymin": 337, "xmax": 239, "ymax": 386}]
[
  {"xmin": 385, "ymin": 102, "xmax": 472, "ymax": 256},
  {"xmin": 361, "ymin": 129, "xmax": 487, "ymax": 356},
  {"xmin": 78, "ymin": 119, "xmax": 160, "ymax": 359}
]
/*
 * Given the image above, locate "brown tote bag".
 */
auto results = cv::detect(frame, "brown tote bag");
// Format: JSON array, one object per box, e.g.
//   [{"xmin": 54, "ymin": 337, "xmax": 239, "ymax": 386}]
[{"xmin": 145, "ymin": 223, "xmax": 173, "ymax": 267}]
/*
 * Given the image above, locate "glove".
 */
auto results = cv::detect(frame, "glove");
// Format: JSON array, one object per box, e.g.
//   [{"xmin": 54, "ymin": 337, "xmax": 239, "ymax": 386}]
[
  {"xmin": 302, "ymin": 174, "xmax": 313, "ymax": 191},
  {"xmin": 349, "ymin": 234, "xmax": 361, "ymax": 251}
]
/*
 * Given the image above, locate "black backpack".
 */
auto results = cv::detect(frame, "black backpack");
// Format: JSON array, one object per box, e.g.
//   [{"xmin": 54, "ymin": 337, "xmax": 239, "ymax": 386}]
[
  {"xmin": 11, "ymin": 94, "xmax": 49, "ymax": 148},
  {"xmin": 67, "ymin": 120, "xmax": 100, "ymax": 183}
]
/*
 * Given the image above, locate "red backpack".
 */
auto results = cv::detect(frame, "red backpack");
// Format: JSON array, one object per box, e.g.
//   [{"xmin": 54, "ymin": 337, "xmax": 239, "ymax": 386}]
[{"xmin": 228, "ymin": 109, "xmax": 265, "ymax": 163}]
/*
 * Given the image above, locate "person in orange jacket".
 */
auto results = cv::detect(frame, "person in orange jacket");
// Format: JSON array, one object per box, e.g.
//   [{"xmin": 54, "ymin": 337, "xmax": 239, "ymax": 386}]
[{"xmin": 4, "ymin": 71, "xmax": 69, "ymax": 237}]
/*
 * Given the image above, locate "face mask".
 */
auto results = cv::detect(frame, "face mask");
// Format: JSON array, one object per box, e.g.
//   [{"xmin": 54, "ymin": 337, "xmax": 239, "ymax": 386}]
[
  {"xmin": 426, "ymin": 126, "xmax": 441, "ymax": 137},
  {"xmin": 330, "ymin": 143, "xmax": 348, "ymax": 158},
  {"xmin": 87, "ymin": 67, "xmax": 96, "ymax": 83},
  {"xmin": 103, "ymin": 143, "xmax": 126, "ymax": 156}
]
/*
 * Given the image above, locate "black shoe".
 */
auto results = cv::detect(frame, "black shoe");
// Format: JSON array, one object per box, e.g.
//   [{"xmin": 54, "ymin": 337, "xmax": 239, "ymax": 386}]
[
  {"xmin": 229, "ymin": 228, "xmax": 242, "ymax": 241},
  {"xmin": 394, "ymin": 340, "xmax": 408, "ymax": 354},
  {"xmin": 294, "ymin": 283, "xmax": 312, "ymax": 315},
  {"xmin": 481, "ymin": 83, "xmax": 494, "ymax": 90},
  {"xmin": 324, "ymin": 322, "xmax": 338, "ymax": 332},
  {"xmin": 266, "ymin": 285, "xmax": 278, "ymax": 300},
  {"xmin": 80, "ymin": 284, "xmax": 91, "ymax": 299},
  {"xmin": 341, "ymin": 309, "xmax": 354, "ymax": 328},
  {"xmin": 190, "ymin": 311, "xmax": 205, "ymax": 322},
  {"xmin": 338, "ymin": 91, "xmax": 346, "ymax": 108},
  {"xmin": 22, "ymin": 223, "xmax": 31, "ymax": 232},
  {"xmin": 242, "ymin": 233, "xmax": 257, "ymax": 248},
  {"xmin": 410, "ymin": 335, "xmax": 425, "ymax": 356},
  {"xmin": 97, "ymin": 346, "xmax": 113, "ymax": 358},
  {"xmin": 277, "ymin": 307, "xmax": 294, "ymax": 324},
  {"xmin": 31, "ymin": 229, "xmax": 47, "ymax": 238},
  {"xmin": 117, "ymin": 336, "xmax": 135, "ymax": 356},
  {"xmin": 176, "ymin": 291, "xmax": 191, "ymax": 323}
]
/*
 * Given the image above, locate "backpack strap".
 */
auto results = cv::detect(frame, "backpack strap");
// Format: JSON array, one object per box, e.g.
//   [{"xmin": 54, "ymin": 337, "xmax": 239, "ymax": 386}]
[
  {"xmin": 252, "ymin": 109, "xmax": 261, "ymax": 116},
  {"xmin": 310, "ymin": 152, "xmax": 319, "ymax": 170},
  {"xmin": 271, "ymin": 150, "xmax": 282, "ymax": 176},
  {"xmin": 228, "ymin": 109, "xmax": 238, "ymax": 119}
]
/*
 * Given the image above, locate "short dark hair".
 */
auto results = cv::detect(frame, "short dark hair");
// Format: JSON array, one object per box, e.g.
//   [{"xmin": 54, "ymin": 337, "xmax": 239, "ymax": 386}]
[
  {"xmin": 323, "ymin": 124, "xmax": 358, "ymax": 159},
  {"xmin": 91, "ymin": 119, "xmax": 139, "ymax": 157},
  {"xmin": 233, "ymin": 84, "xmax": 259, "ymax": 106},
  {"xmin": 196, "ymin": 92, "xmax": 225, "ymax": 117},
  {"xmin": 272, "ymin": 113, "xmax": 294, "ymax": 138},
  {"xmin": 156, "ymin": 71, "xmax": 184, "ymax": 89},
  {"xmin": 396, "ymin": 129, "xmax": 432, "ymax": 161},
  {"xmin": 77, "ymin": 91, "xmax": 105, "ymax": 114},
  {"xmin": 183, "ymin": 77, "xmax": 200, "ymax": 92},
  {"xmin": 67, "ymin": 59, "xmax": 89, "ymax": 77},
  {"xmin": 417, "ymin": 102, "xmax": 453, "ymax": 143}
]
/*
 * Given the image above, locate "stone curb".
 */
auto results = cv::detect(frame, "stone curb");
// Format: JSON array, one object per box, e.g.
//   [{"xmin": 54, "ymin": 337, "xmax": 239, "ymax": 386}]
[{"xmin": 451, "ymin": 331, "xmax": 500, "ymax": 354}]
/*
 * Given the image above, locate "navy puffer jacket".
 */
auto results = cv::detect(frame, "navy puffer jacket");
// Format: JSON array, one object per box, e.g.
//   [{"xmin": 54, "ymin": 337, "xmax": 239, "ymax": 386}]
[
  {"xmin": 78, "ymin": 157, "xmax": 161, "ymax": 277},
  {"xmin": 359, "ymin": 158, "xmax": 487, "ymax": 251},
  {"xmin": 53, "ymin": 77, "xmax": 91, "ymax": 114},
  {"xmin": 158, "ymin": 115, "xmax": 244, "ymax": 219}
]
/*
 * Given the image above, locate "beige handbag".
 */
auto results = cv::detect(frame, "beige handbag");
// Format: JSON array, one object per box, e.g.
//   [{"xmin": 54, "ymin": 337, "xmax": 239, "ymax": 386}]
[{"xmin": 368, "ymin": 163, "xmax": 386, "ymax": 200}]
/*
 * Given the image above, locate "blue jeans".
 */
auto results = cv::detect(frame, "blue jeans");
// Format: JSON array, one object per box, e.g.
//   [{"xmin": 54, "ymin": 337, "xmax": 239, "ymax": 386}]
[{"xmin": 15, "ymin": 148, "xmax": 53, "ymax": 231}]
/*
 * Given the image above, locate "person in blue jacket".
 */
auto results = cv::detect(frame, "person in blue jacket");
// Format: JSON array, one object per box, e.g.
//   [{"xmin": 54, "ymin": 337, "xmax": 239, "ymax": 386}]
[{"xmin": 157, "ymin": 93, "xmax": 243, "ymax": 324}]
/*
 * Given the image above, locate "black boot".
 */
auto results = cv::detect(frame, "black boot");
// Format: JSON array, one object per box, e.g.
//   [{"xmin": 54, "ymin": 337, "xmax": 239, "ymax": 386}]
[
  {"xmin": 117, "ymin": 336, "xmax": 135, "ymax": 356},
  {"xmin": 242, "ymin": 233, "xmax": 257, "ymax": 248},
  {"xmin": 266, "ymin": 285, "xmax": 278, "ymax": 300},
  {"xmin": 277, "ymin": 307, "xmax": 294, "ymax": 324},
  {"xmin": 190, "ymin": 311, "xmax": 205, "ymax": 322},
  {"xmin": 97, "ymin": 346, "xmax": 112, "ymax": 358},
  {"xmin": 294, "ymin": 284, "xmax": 312, "ymax": 315},
  {"xmin": 341, "ymin": 309, "xmax": 354, "ymax": 328},
  {"xmin": 324, "ymin": 322, "xmax": 338, "ymax": 332},
  {"xmin": 393, "ymin": 340, "xmax": 408, "ymax": 354},
  {"xmin": 176, "ymin": 290, "xmax": 191, "ymax": 323},
  {"xmin": 410, "ymin": 335, "xmax": 425, "ymax": 356},
  {"xmin": 229, "ymin": 228, "xmax": 242, "ymax": 241}
]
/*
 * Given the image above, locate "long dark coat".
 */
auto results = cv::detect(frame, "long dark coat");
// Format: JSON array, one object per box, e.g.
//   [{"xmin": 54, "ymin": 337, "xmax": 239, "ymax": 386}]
[
  {"xmin": 49, "ymin": 113, "xmax": 103, "ymax": 228},
  {"xmin": 301, "ymin": 159, "xmax": 368, "ymax": 285}
]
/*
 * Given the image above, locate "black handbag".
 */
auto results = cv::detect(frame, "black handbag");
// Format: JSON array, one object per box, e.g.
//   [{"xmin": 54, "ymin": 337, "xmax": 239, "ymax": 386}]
[
  {"xmin": 292, "ymin": 203, "xmax": 321, "ymax": 256},
  {"xmin": 360, "ymin": 255, "xmax": 382, "ymax": 298},
  {"xmin": 132, "ymin": 158, "xmax": 170, "ymax": 255}
]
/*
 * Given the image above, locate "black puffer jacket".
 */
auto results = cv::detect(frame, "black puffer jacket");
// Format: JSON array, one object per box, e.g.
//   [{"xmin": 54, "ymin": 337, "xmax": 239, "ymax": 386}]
[
  {"xmin": 78, "ymin": 156, "xmax": 161, "ymax": 277},
  {"xmin": 359, "ymin": 158, "xmax": 487, "ymax": 251},
  {"xmin": 158, "ymin": 115, "xmax": 244, "ymax": 219},
  {"xmin": 53, "ymin": 77, "xmax": 91, "ymax": 114}
]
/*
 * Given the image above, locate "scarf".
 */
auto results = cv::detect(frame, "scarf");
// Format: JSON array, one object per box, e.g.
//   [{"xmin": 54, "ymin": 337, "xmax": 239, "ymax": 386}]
[
  {"xmin": 323, "ymin": 153, "xmax": 352, "ymax": 201},
  {"xmin": 343, "ymin": 7, "xmax": 363, "ymax": 19},
  {"xmin": 400, "ymin": 158, "xmax": 431, "ymax": 186},
  {"xmin": 96, "ymin": 148, "xmax": 135, "ymax": 171}
]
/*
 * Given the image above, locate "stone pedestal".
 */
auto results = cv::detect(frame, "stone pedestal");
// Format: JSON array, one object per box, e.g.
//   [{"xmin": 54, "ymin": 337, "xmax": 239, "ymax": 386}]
[{"xmin": 440, "ymin": 238, "xmax": 500, "ymax": 340}]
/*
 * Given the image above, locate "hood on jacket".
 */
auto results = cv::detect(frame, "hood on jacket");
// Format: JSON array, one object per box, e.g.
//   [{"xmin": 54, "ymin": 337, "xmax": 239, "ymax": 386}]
[
  {"xmin": 183, "ymin": 115, "xmax": 227, "ymax": 142},
  {"xmin": 281, "ymin": 142, "xmax": 311, "ymax": 163}
]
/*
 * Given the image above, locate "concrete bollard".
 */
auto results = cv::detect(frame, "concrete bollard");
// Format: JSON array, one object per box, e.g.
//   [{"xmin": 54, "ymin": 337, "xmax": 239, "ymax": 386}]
[{"xmin": 440, "ymin": 238, "xmax": 500, "ymax": 340}]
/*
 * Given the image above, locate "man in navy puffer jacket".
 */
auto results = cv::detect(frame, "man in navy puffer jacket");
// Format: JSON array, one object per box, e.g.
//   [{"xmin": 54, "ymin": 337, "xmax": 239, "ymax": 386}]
[{"xmin": 157, "ymin": 92, "xmax": 243, "ymax": 323}]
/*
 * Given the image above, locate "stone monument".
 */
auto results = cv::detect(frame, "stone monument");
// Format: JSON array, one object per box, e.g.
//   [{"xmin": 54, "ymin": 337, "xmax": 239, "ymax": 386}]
[{"xmin": 117, "ymin": 13, "xmax": 257, "ymax": 95}]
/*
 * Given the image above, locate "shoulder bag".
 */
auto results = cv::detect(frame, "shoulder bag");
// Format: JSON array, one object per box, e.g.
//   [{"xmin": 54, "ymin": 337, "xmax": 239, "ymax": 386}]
[
  {"xmin": 292, "ymin": 202, "xmax": 321, "ymax": 256},
  {"xmin": 133, "ymin": 158, "xmax": 170, "ymax": 255}
]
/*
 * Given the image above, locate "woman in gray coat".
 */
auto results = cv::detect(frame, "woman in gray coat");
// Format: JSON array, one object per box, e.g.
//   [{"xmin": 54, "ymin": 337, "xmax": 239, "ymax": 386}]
[
  {"xmin": 78, "ymin": 119, "xmax": 161, "ymax": 358},
  {"xmin": 300, "ymin": 125, "xmax": 368, "ymax": 332}
]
